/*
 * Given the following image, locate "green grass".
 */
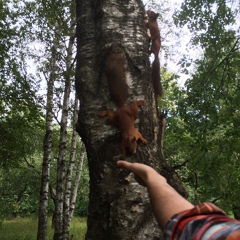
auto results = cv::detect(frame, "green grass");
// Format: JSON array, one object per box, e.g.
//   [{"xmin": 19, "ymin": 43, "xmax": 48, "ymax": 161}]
[{"xmin": 0, "ymin": 217, "xmax": 87, "ymax": 240}]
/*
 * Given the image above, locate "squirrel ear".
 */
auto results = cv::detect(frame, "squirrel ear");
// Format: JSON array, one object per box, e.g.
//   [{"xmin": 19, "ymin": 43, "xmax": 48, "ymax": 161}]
[
  {"xmin": 156, "ymin": 13, "xmax": 159, "ymax": 18},
  {"xmin": 128, "ymin": 136, "xmax": 136, "ymax": 143}
]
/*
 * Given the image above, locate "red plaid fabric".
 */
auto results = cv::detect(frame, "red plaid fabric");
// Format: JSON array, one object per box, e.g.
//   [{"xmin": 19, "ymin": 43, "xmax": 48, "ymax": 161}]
[{"xmin": 164, "ymin": 202, "xmax": 240, "ymax": 239}]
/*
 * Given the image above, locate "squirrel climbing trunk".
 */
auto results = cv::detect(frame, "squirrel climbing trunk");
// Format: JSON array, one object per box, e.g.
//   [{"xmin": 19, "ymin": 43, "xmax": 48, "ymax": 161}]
[
  {"xmin": 99, "ymin": 52, "xmax": 147, "ymax": 159},
  {"xmin": 145, "ymin": 10, "xmax": 162, "ymax": 98},
  {"xmin": 146, "ymin": 10, "xmax": 161, "ymax": 58}
]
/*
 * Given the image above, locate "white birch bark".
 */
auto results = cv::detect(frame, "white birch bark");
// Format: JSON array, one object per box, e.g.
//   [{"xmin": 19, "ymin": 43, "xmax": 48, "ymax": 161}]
[
  {"xmin": 75, "ymin": 0, "xmax": 188, "ymax": 239},
  {"xmin": 62, "ymin": 93, "xmax": 79, "ymax": 240},
  {"xmin": 53, "ymin": 32, "xmax": 74, "ymax": 240},
  {"xmin": 69, "ymin": 144, "xmax": 86, "ymax": 222},
  {"xmin": 37, "ymin": 31, "xmax": 56, "ymax": 240}
]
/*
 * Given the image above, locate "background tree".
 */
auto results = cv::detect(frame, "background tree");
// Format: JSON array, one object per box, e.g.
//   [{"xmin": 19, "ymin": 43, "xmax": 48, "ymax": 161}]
[
  {"xmin": 37, "ymin": 24, "xmax": 57, "ymax": 240},
  {"xmin": 1, "ymin": 0, "xmax": 88, "ymax": 239},
  {"xmin": 31, "ymin": 0, "xmax": 84, "ymax": 239}
]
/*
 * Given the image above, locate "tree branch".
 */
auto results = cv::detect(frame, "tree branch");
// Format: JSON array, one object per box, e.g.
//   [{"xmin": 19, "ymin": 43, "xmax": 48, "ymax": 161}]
[{"xmin": 172, "ymin": 160, "xmax": 189, "ymax": 169}]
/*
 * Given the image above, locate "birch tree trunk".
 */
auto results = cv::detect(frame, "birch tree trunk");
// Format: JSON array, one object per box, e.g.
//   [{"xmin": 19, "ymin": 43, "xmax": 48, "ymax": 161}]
[
  {"xmin": 69, "ymin": 144, "xmax": 86, "ymax": 222},
  {"xmin": 37, "ymin": 34, "xmax": 56, "ymax": 240},
  {"xmin": 54, "ymin": 30, "xmax": 75, "ymax": 240},
  {"xmin": 62, "ymin": 93, "xmax": 79, "ymax": 239},
  {"xmin": 75, "ymin": 0, "xmax": 188, "ymax": 239}
]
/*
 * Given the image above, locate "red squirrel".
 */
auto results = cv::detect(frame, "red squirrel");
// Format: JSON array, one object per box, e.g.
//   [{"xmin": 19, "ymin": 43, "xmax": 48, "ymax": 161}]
[
  {"xmin": 145, "ymin": 10, "xmax": 162, "ymax": 98},
  {"xmin": 99, "ymin": 52, "xmax": 147, "ymax": 159},
  {"xmin": 145, "ymin": 10, "xmax": 161, "ymax": 58}
]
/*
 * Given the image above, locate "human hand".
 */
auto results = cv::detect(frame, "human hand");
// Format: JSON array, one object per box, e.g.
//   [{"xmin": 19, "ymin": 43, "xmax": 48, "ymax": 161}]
[
  {"xmin": 117, "ymin": 161, "xmax": 193, "ymax": 230},
  {"xmin": 116, "ymin": 160, "xmax": 166, "ymax": 188}
]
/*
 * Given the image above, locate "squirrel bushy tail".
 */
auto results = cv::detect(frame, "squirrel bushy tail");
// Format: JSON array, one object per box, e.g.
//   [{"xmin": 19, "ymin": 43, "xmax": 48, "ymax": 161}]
[
  {"xmin": 152, "ymin": 57, "xmax": 162, "ymax": 97},
  {"xmin": 105, "ymin": 52, "xmax": 128, "ymax": 107},
  {"xmin": 100, "ymin": 51, "xmax": 147, "ymax": 159}
]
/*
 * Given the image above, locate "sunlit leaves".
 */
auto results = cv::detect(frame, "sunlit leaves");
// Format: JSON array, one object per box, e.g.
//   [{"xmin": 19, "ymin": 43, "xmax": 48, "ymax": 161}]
[{"xmin": 169, "ymin": 0, "xmax": 240, "ymax": 210}]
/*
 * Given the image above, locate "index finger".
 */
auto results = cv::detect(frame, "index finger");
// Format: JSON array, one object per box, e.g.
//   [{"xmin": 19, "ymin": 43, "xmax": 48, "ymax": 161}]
[{"xmin": 116, "ymin": 160, "xmax": 150, "ymax": 176}]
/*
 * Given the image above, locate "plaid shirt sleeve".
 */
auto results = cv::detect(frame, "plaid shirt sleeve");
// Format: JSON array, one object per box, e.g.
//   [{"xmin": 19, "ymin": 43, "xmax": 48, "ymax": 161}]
[{"xmin": 164, "ymin": 202, "xmax": 240, "ymax": 240}]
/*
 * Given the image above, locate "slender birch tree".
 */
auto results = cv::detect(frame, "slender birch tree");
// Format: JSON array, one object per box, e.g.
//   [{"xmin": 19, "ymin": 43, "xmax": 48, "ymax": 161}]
[
  {"xmin": 35, "ymin": 0, "xmax": 78, "ymax": 238},
  {"xmin": 62, "ymin": 93, "xmax": 80, "ymax": 239},
  {"xmin": 37, "ymin": 30, "xmax": 57, "ymax": 240},
  {"xmin": 69, "ymin": 144, "xmax": 86, "ymax": 223},
  {"xmin": 2, "ymin": 0, "xmax": 85, "ymax": 238},
  {"xmin": 53, "ymin": 24, "xmax": 76, "ymax": 240}
]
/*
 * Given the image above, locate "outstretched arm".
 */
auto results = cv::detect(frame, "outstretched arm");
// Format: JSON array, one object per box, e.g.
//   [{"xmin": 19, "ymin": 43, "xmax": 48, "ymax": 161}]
[{"xmin": 116, "ymin": 161, "xmax": 193, "ymax": 230}]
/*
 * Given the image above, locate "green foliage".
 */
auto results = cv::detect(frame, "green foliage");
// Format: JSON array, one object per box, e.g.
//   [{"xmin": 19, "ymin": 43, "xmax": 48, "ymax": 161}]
[
  {"xmin": 163, "ymin": 0, "xmax": 240, "ymax": 211},
  {"xmin": 75, "ymin": 160, "xmax": 90, "ymax": 217},
  {"xmin": 0, "ymin": 164, "xmax": 41, "ymax": 219},
  {"xmin": 0, "ymin": 111, "xmax": 44, "ymax": 168},
  {"xmin": 0, "ymin": 0, "xmax": 45, "ymax": 169},
  {"xmin": 161, "ymin": 69, "xmax": 193, "ymax": 180},
  {"xmin": 174, "ymin": 0, "xmax": 236, "ymax": 44}
]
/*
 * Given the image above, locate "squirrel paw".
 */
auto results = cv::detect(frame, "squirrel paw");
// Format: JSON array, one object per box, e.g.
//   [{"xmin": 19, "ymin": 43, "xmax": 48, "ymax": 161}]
[
  {"xmin": 99, "ymin": 111, "xmax": 107, "ymax": 117},
  {"xmin": 135, "ymin": 99, "xmax": 146, "ymax": 106}
]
